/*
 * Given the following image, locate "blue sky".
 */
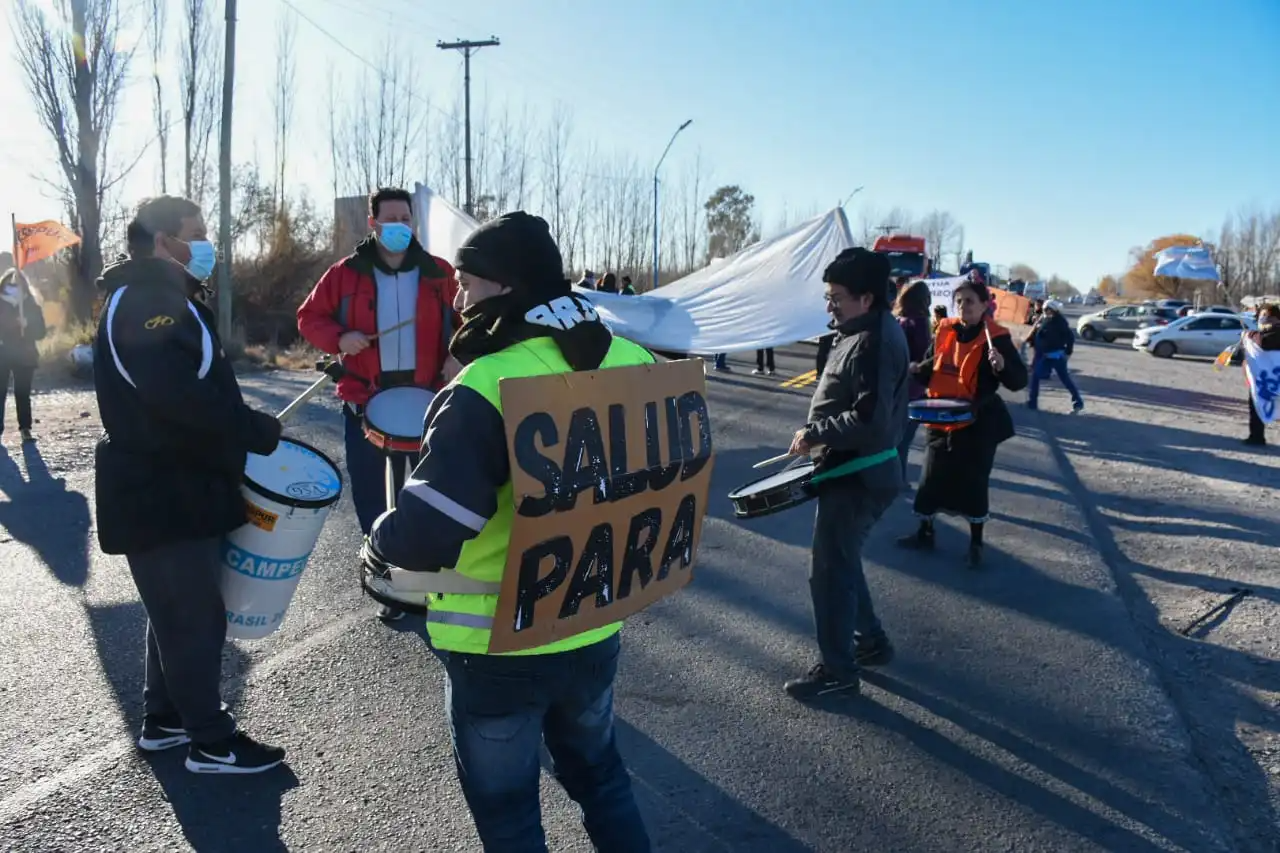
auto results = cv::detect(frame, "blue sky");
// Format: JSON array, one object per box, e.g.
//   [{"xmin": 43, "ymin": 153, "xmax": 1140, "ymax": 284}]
[{"xmin": 2, "ymin": 0, "xmax": 1278, "ymax": 289}]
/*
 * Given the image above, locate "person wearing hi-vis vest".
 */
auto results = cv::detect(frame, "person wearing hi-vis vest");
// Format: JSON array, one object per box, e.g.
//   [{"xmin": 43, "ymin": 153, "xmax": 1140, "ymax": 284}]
[
  {"xmin": 368, "ymin": 211, "xmax": 653, "ymax": 852},
  {"xmin": 896, "ymin": 274, "xmax": 1028, "ymax": 567},
  {"xmin": 784, "ymin": 248, "xmax": 910, "ymax": 700},
  {"xmin": 296, "ymin": 187, "xmax": 459, "ymax": 623}
]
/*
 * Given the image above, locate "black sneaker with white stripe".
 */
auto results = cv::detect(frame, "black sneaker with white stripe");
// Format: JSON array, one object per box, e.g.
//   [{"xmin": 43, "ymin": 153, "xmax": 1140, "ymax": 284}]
[
  {"xmin": 185, "ymin": 732, "xmax": 285, "ymax": 775},
  {"xmin": 137, "ymin": 713, "xmax": 191, "ymax": 752},
  {"xmin": 137, "ymin": 704, "xmax": 234, "ymax": 753}
]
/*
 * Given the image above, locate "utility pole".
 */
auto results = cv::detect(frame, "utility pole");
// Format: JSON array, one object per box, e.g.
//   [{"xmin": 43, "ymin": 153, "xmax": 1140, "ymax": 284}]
[
  {"xmin": 216, "ymin": 0, "xmax": 236, "ymax": 340},
  {"xmin": 436, "ymin": 37, "xmax": 499, "ymax": 218}
]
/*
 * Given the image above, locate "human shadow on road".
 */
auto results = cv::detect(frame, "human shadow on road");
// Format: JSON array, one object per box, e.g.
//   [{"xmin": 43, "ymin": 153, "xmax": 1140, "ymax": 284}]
[
  {"xmin": 613, "ymin": 718, "xmax": 814, "ymax": 852},
  {"xmin": 151, "ymin": 759, "xmax": 299, "ymax": 853},
  {"xmin": 1043, "ymin": 405, "xmax": 1276, "ymax": 491},
  {"xmin": 1070, "ymin": 372, "xmax": 1244, "ymax": 419},
  {"xmin": 832, "ymin": 674, "xmax": 1220, "ymax": 853},
  {"xmin": 648, "ymin": 567, "xmax": 1224, "ymax": 852},
  {"xmin": 1038, "ymin": 423, "xmax": 1280, "ymax": 853},
  {"xmin": 0, "ymin": 443, "xmax": 91, "ymax": 587}
]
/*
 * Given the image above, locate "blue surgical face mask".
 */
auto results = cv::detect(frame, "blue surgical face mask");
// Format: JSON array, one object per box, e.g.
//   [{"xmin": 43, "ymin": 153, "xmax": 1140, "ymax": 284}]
[
  {"xmin": 186, "ymin": 240, "xmax": 217, "ymax": 281},
  {"xmin": 376, "ymin": 222, "xmax": 413, "ymax": 253}
]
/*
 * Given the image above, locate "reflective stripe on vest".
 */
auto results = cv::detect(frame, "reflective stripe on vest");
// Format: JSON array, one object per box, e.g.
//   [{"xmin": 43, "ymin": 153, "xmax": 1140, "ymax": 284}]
[
  {"xmin": 926, "ymin": 317, "xmax": 1009, "ymax": 433},
  {"xmin": 424, "ymin": 334, "xmax": 657, "ymax": 657}
]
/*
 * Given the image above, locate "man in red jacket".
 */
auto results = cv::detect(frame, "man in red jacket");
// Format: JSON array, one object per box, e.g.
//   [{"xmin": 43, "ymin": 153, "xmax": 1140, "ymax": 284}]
[{"xmin": 297, "ymin": 187, "xmax": 459, "ymax": 621}]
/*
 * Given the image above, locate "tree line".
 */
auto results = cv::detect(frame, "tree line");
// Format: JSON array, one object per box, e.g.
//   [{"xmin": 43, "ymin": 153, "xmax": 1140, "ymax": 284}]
[
  {"xmin": 12, "ymin": 0, "xmax": 973, "ymax": 340},
  {"xmin": 1102, "ymin": 207, "xmax": 1280, "ymax": 305}
]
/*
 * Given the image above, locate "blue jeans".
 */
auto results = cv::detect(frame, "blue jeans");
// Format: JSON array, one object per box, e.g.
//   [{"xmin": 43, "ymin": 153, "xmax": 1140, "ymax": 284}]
[
  {"xmin": 1028, "ymin": 356, "xmax": 1082, "ymax": 407},
  {"xmin": 441, "ymin": 633, "xmax": 650, "ymax": 853},
  {"xmin": 810, "ymin": 485, "xmax": 895, "ymax": 678},
  {"xmin": 343, "ymin": 408, "xmax": 418, "ymax": 535}
]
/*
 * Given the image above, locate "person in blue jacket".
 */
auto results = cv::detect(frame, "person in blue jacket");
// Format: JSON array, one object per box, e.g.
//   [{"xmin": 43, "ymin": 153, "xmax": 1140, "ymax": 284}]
[{"xmin": 1026, "ymin": 300, "xmax": 1084, "ymax": 413}]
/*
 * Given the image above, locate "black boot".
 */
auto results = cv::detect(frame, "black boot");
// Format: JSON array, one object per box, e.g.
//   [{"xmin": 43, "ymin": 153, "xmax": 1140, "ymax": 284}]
[
  {"xmin": 897, "ymin": 518, "xmax": 935, "ymax": 550},
  {"xmin": 967, "ymin": 522, "xmax": 984, "ymax": 568}
]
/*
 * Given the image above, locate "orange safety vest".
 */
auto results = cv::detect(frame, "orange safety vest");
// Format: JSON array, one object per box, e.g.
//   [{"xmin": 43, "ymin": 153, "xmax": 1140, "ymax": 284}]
[{"xmin": 926, "ymin": 316, "xmax": 1011, "ymax": 432}]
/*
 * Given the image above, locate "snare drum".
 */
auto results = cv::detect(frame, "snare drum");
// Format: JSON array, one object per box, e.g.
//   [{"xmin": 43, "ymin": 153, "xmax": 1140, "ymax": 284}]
[
  {"xmin": 363, "ymin": 387, "xmax": 435, "ymax": 453},
  {"xmin": 358, "ymin": 536, "xmax": 503, "ymax": 614},
  {"xmin": 908, "ymin": 397, "xmax": 974, "ymax": 426},
  {"xmin": 359, "ymin": 536, "xmax": 429, "ymax": 615},
  {"xmin": 727, "ymin": 461, "xmax": 816, "ymax": 519}
]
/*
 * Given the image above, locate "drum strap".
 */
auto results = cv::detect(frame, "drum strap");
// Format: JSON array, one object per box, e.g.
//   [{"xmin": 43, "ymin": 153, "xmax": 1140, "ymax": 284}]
[
  {"xmin": 810, "ymin": 447, "xmax": 898, "ymax": 485},
  {"xmin": 378, "ymin": 566, "xmax": 502, "ymax": 596}
]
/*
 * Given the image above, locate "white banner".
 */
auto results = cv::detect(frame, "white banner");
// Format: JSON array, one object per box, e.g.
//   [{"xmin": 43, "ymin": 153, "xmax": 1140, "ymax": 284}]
[
  {"xmin": 922, "ymin": 276, "xmax": 963, "ymax": 317},
  {"xmin": 1244, "ymin": 336, "xmax": 1280, "ymax": 424},
  {"xmin": 409, "ymin": 183, "xmax": 856, "ymax": 354}
]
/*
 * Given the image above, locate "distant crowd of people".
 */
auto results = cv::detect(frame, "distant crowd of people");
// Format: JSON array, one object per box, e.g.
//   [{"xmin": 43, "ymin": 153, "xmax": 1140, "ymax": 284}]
[{"xmin": 575, "ymin": 269, "xmax": 636, "ymax": 295}]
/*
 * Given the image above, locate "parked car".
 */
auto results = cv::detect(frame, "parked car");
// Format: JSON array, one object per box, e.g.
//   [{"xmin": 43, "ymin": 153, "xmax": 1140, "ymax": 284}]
[
  {"xmin": 1132, "ymin": 313, "xmax": 1256, "ymax": 358},
  {"xmin": 1176, "ymin": 304, "xmax": 1236, "ymax": 317},
  {"xmin": 1077, "ymin": 304, "xmax": 1179, "ymax": 341}
]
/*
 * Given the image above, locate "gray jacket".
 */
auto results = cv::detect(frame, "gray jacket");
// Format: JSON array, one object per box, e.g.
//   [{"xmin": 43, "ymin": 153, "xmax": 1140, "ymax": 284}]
[{"xmin": 802, "ymin": 308, "xmax": 909, "ymax": 494}]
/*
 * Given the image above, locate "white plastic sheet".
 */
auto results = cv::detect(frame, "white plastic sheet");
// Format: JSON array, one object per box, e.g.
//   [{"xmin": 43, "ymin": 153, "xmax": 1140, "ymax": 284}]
[
  {"xmin": 1153, "ymin": 245, "xmax": 1220, "ymax": 281},
  {"xmin": 409, "ymin": 184, "xmax": 857, "ymax": 355},
  {"xmin": 582, "ymin": 209, "xmax": 854, "ymax": 355}
]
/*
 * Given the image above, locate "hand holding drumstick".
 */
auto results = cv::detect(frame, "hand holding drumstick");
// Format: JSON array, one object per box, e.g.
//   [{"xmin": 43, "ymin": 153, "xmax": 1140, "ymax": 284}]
[{"xmin": 984, "ymin": 323, "xmax": 1005, "ymax": 372}]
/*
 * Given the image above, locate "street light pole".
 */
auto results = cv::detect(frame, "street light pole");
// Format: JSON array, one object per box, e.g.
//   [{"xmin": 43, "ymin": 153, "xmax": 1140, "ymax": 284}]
[
  {"xmin": 652, "ymin": 119, "xmax": 692, "ymax": 292},
  {"xmin": 840, "ymin": 186, "xmax": 864, "ymax": 208}
]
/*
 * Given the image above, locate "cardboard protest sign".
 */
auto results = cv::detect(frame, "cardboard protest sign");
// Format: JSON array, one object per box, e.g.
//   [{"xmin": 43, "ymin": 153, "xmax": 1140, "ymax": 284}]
[
  {"xmin": 489, "ymin": 358, "xmax": 714, "ymax": 653},
  {"xmin": 992, "ymin": 289, "xmax": 1032, "ymax": 325}
]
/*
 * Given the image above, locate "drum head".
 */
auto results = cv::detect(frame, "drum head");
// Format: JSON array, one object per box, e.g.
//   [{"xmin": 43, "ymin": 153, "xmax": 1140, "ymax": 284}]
[
  {"xmin": 727, "ymin": 462, "xmax": 816, "ymax": 500},
  {"xmin": 911, "ymin": 398, "xmax": 970, "ymax": 410},
  {"xmin": 365, "ymin": 387, "xmax": 435, "ymax": 441},
  {"xmin": 243, "ymin": 438, "xmax": 343, "ymax": 509}
]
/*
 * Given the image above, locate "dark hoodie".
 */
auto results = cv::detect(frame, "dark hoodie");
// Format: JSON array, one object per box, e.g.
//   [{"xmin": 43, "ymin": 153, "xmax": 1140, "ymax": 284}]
[
  {"xmin": 92, "ymin": 255, "xmax": 280, "ymax": 554},
  {"xmin": 369, "ymin": 211, "xmax": 654, "ymax": 573}
]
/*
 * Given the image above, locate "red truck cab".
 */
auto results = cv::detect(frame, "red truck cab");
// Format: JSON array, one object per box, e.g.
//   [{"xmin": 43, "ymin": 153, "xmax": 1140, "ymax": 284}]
[{"xmin": 872, "ymin": 234, "xmax": 930, "ymax": 278}]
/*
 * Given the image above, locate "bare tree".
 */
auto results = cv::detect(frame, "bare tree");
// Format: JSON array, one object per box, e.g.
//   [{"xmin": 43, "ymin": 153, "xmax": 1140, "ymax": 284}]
[
  {"xmin": 539, "ymin": 107, "xmax": 573, "ymax": 267},
  {"xmin": 334, "ymin": 43, "xmax": 425, "ymax": 195},
  {"xmin": 677, "ymin": 151, "xmax": 708, "ymax": 274},
  {"xmin": 180, "ymin": 0, "xmax": 219, "ymax": 206},
  {"xmin": 13, "ymin": 0, "xmax": 134, "ymax": 321},
  {"xmin": 917, "ymin": 210, "xmax": 961, "ymax": 270},
  {"xmin": 272, "ymin": 10, "xmax": 297, "ymax": 212},
  {"xmin": 147, "ymin": 0, "xmax": 169, "ymax": 193}
]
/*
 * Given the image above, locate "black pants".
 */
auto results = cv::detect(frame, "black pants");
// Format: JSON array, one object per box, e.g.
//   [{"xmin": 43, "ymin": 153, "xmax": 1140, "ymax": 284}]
[
  {"xmin": 125, "ymin": 536, "xmax": 236, "ymax": 743},
  {"xmin": 1249, "ymin": 396, "xmax": 1266, "ymax": 440},
  {"xmin": 0, "ymin": 362, "xmax": 34, "ymax": 432},
  {"xmin": 756, "ymin": 348, "xmax": 775, "ymax": 371}
]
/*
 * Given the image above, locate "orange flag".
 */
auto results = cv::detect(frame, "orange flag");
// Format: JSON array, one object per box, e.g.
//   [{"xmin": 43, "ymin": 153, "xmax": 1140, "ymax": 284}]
[{"xmin": 13, "ymin": 219, "xmax": 81, "ymax": 269}]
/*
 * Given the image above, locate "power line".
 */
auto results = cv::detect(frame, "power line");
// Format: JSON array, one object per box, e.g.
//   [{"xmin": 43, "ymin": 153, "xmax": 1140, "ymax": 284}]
[{"xmin": 279, "ymin": 0, "xmax": 626, "ymax": 187}]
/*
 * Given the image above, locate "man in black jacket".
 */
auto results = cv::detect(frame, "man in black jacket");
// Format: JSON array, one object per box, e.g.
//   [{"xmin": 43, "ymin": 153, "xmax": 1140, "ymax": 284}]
[
  {"xmin": 94, "ymin": 195, "xmax": 286, "ymax": 774},
  {"xmin": 1026, "ymin": 300, "xmax": 1084, "ymax": 413},
  {"xmin": 784, "ymin": 248, "xmax": 909, "ymax": 700}
]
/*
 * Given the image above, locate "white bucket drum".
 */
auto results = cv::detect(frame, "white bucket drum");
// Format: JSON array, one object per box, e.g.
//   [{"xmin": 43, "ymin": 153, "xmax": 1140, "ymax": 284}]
[{"xmin": 220, "ymin": 437, "xmax": 343, "ymax": 640}]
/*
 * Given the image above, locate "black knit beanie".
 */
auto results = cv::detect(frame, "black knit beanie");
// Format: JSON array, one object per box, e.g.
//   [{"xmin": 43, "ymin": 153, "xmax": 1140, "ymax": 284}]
[
  {"xmin": 450, "ymin": 211, "xmax": 613, "ymax": 371},
  {"xmin": 823, "ymin": 247, "xmax": 893, "ymax": 308},
  {"xmin": 454, "ymin": 211, "xmax": 568, "ymax": 303}
]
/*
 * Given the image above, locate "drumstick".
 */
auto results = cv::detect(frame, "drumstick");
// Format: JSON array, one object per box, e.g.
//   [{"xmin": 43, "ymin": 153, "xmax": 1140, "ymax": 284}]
[
  {"xmin": 276, "ymin": 374, "xmax": 334, "ymax": 423},
  {"xmin": 752, "ymin": 443, "xmax": 827, "ymax": 469},
  {"xmin": 753, "ymin": 451, "xmax": 797, "ymax": 469},
  {"xmin": 368, "ymin": 316, "xmax": 415, "ymax": 341}
]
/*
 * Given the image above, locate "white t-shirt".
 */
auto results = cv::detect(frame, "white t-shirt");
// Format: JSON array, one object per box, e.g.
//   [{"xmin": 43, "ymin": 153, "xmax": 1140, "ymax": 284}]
[{"xmin": 374, "ymin": 268, "xmax": 418, "ymax": 373}]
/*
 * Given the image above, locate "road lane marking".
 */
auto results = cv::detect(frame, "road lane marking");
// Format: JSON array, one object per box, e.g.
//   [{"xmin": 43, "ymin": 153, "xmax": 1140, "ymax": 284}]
[
  {"xmin": 780, "ymin": 370, "xmax": 817, "ymax": 388},
  {"xmin": 0, "ymin": 612, "xmax": 364, "ymax": 824}
]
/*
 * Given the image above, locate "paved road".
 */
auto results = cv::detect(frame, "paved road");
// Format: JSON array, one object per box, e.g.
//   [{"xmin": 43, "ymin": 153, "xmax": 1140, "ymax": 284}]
[{"xmin": 0, "ymin": 332, "xmax": 1267, "ymax": 851}]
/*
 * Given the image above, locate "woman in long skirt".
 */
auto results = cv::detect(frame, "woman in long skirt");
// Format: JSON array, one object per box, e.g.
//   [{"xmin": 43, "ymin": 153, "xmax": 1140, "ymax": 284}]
[{"xmin": 896, "ymin": 276, "xmax": 1027, "ymax": 567}]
